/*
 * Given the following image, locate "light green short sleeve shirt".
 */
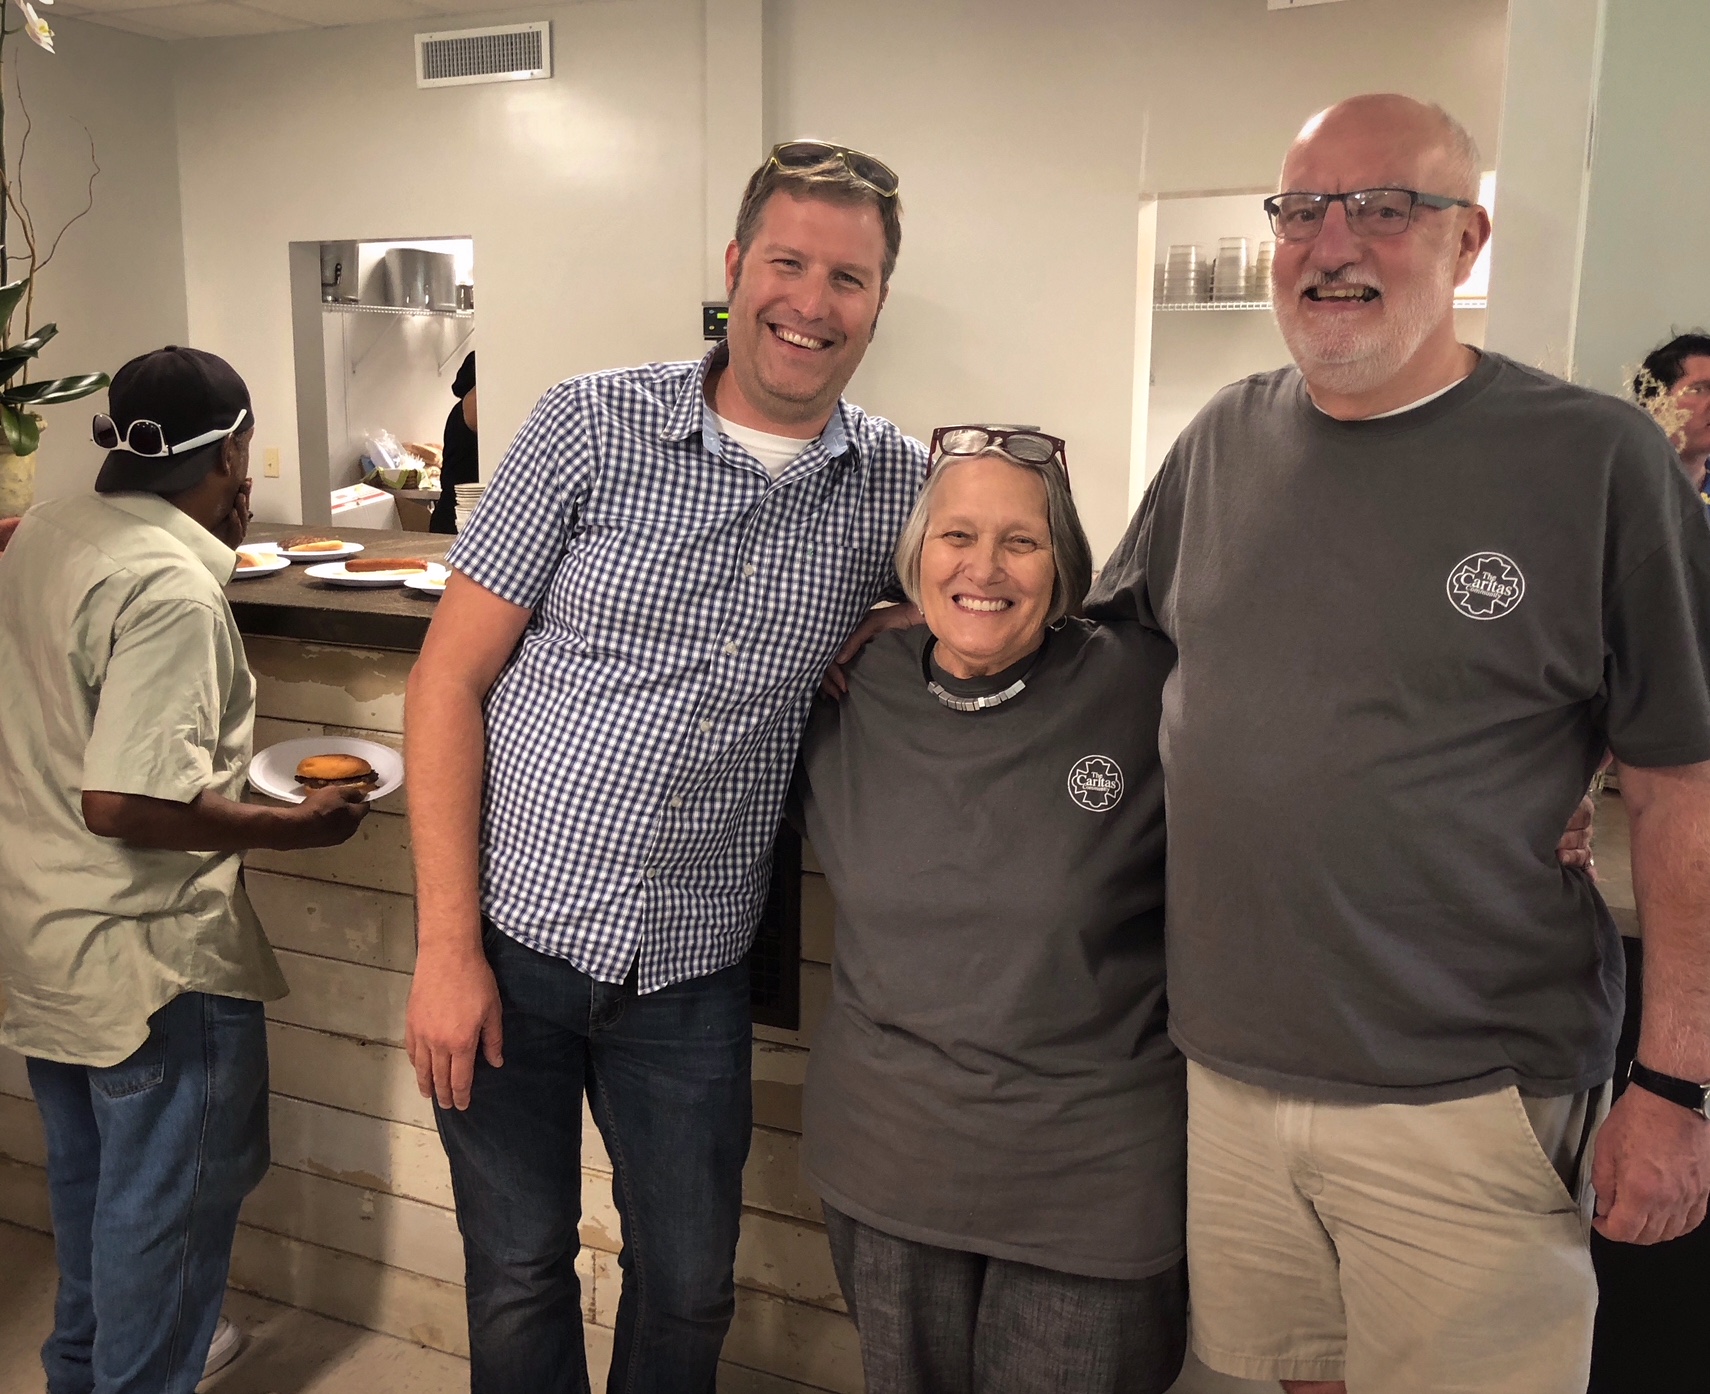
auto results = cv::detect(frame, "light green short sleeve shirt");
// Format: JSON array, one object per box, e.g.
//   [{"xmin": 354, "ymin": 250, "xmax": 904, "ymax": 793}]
[{"xmin": 0, "ymin": 492, "xmax": 287, "ymax": 1067}]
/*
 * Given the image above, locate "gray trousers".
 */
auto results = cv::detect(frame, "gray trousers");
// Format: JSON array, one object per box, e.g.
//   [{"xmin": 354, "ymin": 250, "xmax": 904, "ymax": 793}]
[{"xmin": 823, "ymin": 1205, "xmax": 1187, "ymax": 1394}]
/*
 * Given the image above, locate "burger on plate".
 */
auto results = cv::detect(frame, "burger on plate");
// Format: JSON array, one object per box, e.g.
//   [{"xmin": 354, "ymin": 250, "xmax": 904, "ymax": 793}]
[{"xmin": 295, "ymin": 753, "xmax": 380, "ymax": 792}]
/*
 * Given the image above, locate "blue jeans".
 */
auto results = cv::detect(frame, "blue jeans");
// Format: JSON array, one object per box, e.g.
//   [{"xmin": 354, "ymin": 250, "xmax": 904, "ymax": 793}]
[
  {"xmin": 26, "ymin": 991, "xmax": 270, "ymax": 1394},
  {"xmin": 435, "ymin": 922, "xmax": 753, "ymax": 1394}
]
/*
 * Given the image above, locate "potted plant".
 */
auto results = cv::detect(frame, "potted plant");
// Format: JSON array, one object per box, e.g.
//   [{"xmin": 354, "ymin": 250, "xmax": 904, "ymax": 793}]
[{"xmin": 0, "ymin": 1, "xmax": 111, "ymax": 518}]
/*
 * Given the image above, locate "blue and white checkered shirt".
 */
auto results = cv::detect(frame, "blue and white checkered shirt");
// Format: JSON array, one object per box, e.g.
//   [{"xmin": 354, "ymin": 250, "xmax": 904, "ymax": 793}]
[{"xmin": 447, "ymin": 346, "xmax": 926, "ymax": 990}]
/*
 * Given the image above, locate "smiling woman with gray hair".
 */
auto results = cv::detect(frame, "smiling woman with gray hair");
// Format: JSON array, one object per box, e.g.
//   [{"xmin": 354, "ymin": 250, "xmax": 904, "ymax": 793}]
[{"xmin": 789, "ymin": 425, "xmax": 1188, "ymax": 1394}]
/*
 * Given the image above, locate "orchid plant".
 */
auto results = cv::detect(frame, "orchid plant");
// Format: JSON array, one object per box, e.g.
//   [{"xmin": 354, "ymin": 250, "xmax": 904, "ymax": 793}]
[{"xmin": 0, "ymin": 0, "xmax": 109, "ymax": 458}]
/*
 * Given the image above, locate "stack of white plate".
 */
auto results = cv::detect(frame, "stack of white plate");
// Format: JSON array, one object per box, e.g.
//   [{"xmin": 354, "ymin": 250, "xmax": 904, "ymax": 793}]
[
  {"xmin": 1214, "ymin": 236, "xmax": 1251, "ymax": 302},
  {"xmin": 453, "ymin": 482, "xmax": 487, "ymax": 533},
  {"xmin": 1162, "ymin": 244, "xmax": 1210, "ymax": 304},
  {"xmin": 1248, "ymin": 239, "xmax": 1275, "ymax": 302}
]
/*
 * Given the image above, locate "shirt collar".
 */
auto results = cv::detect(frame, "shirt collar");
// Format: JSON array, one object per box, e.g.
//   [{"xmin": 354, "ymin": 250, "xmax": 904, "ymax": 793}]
[
  {"xmin": 664, "ymin": 341, "xmax": 854, "ymax": 466},
  {"xmin": 98, "ymin": 491, "xmax": 238, "ymax": 584}
]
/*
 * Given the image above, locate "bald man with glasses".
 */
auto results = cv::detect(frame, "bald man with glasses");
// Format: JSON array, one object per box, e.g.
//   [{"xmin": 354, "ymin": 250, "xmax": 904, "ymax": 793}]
[{"xmin": 1091, "ymin": 94, "xmax": 1710, "ymax": 1394}]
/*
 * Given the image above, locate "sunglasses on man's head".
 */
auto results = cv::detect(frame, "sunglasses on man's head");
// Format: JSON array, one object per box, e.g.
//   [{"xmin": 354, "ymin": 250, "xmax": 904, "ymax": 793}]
[
  {"xmin": 929, "ymin": 425, "xmax": 1069, "ymax": 485},
  {"xmin": 768, "ymin": 140, "xmax": 900, "ymax": 199},
  {"xmin": 93, "ymin": 408, "xmax": 249, "ymax": 458}
]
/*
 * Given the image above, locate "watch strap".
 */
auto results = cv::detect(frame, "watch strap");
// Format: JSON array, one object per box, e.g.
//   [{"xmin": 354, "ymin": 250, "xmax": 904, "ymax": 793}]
[{"xmin": 1628, "ymin": 1061, "xmax": 1710, "ymax": 1120}]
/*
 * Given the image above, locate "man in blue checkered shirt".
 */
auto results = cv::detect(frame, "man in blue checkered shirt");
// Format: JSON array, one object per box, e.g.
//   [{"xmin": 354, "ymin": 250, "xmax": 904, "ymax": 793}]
[{"xmin": 402, "ymin": 143, "xmax": 925, "ymax": 1393}]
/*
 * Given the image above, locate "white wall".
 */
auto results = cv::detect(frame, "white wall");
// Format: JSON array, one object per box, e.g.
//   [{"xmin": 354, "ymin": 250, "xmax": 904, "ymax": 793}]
[
  {"xmin": 12, "ymin": 18, "xmax": 188, "ymax": 503},
  {"xmin": 765, "ymin": 0, "xmax": 1509, "ymax": 559},
  {"xmin": 323, "ymin": 313, "xmax": 476, "ymax": 489},
  {"xmin": 173, "ymin": 1, "xmax": 708, "ymax": 524},
  {"xmin": 1573, "ymin": 0, "xmax": 1710, "ymax": 393},
  {"xmin": 166, "ymin": 0, "xmax": 1508, "ymax": 546}
]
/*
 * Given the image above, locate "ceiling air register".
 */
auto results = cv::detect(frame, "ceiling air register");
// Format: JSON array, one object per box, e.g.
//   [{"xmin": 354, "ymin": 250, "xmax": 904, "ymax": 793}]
[{"xmin": 416, "ymin": 23, "xmax": 552, "ymax": 89}]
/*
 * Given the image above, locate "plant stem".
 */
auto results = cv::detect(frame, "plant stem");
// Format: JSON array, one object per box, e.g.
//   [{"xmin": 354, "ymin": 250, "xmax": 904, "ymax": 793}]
[{"xmin": 1, "ymin": 12, "xmax": 9, "ymax": 290}]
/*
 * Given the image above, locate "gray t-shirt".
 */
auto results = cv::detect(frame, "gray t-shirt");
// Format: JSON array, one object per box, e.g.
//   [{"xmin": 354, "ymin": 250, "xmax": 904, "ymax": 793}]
[
  {"xmin": 1088, "ymin": 351, "xmax": 1710, "ymax": 1103},
  {"xmin": 793, "ymin": 620, "xmax": 1185, "ymax": 1280}
]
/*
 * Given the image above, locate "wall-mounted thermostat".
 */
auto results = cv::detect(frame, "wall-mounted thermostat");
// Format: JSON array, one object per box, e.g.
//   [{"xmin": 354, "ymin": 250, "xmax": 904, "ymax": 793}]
[{"xmin": 703, "ymin": 303, "xmax": 730, "ymax": 340}]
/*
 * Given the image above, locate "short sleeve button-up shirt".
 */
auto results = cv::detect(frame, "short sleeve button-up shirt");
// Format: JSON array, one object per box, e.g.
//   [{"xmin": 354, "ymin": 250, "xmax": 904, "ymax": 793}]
[
  {"xmin": 0, "ymin": 492, "xmax": 286, "ymax": 1067},
  {"xmin": 447, "ymin": 346, "xmax": 926, "ymax": 990}
]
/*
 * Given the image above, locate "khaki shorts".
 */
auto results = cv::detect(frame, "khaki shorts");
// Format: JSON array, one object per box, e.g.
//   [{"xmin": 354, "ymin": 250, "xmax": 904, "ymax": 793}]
[{"xmin": 1185, "ymin": 1060, "xmax": 1604, "ymax": 1392}]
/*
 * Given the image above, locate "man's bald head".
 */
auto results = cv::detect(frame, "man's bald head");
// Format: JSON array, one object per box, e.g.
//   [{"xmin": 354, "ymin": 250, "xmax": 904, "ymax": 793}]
[{"xmin": 1284, "ymin": 94, "xmax": 1480, "ymax": 202}]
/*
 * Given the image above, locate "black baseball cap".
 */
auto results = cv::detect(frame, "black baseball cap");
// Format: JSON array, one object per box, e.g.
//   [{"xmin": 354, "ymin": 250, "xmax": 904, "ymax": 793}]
[{"xmin": 94, "ymin": 345, "xmax": 254, "ymax": 495}]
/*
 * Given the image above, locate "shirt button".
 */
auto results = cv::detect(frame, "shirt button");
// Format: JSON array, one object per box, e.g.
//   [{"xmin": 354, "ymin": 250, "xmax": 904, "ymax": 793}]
[
  {"xmin": 644, "ymin": 868, "xmax": 658, "ymax": 880},
  {"xmin": 669, "ymin": 796, "xmax": 683, "ymax": 809},
  {"xmin": 723, "ymin": 639, "xmax": 739, "ymax": 656},
  {"xmin": 698, "ymin": 718, "xmax": 713, "ymax": 734},
  {"xmin": 742, "ymin": 563, "xmax": 756, "ymax": 578}
]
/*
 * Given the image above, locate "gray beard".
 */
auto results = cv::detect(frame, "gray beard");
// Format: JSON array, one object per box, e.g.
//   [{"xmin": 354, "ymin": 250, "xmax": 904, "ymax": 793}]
[{"xmin": 1275, "ymin": 262, "xmax": 1455, "ymax": 398}]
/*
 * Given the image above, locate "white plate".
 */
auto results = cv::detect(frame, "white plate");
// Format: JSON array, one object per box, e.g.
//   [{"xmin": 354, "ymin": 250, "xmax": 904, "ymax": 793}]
[
  {"xmin": 304, "ymin": 560, "xmax": 448, "ymax": 588},
  {"xmin": 280, "ymin": 540, "xmax": 365, "ymax": 563},
  {"xmin": 248, "ymin": 735, "xmax": 403, "ymax": 805},
  {"xmin": 404, "ymin": 572, "xmax": 448, "ymax": 596},
  {"xmin": 231, "ymin": 550, "xmax": 290, "ymax": 577}
]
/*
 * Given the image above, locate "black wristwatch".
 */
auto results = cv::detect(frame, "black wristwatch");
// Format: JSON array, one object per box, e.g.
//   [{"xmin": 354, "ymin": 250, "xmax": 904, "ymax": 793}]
[{"xmin": 1627, "ymin": 1061, "xmax": 1710, "ymax": 1121}]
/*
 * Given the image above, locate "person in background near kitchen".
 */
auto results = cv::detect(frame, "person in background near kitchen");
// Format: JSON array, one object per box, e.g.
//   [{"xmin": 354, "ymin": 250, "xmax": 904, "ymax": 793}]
[
  {"xmin": 0, "ymin": 514, "xmax": 19, "ymax": 550},
  {"xmin": 792, "ymin": 426, "xmax": 1187, "ymax": 1394},
  {"xmin": 1587, "ymin": 326, "xmax": 1710, "ymax": 1394},
  {"xmin": 402, "ymin": 142, "xmax": 924, "ymax": 1394},
  {"xmin": 1089, "ymin": 95, "xmax": 1710, "ymax": 1394},
  {"xmin": 429, "ymin": 350, "xmax": 477, "ymax": 534},
  {"xmin": 1632, "ymin": 330, "xmax": 1710, "ymax": 510},
  {"xmin": 0, "ymin": 347, "xmax": 369, "ymax": 1394}
]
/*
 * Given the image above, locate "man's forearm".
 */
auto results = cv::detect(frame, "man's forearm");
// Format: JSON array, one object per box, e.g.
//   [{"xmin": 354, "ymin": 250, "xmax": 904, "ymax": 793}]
[
  {"xmin": 405, "ymin": 665, "xmax": 489, "ymax": 958},
  {"xmin": 1621, "ymin": 762, "xmax": 1710, "ymax": 1080},
  {"xmin": 84, "ymin": 788, "xmax": 305, "ymax": 852}
]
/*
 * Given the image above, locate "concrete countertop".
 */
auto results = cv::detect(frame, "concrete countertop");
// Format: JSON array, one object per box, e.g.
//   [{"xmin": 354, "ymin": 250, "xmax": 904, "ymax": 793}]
[{"xmin": 225, "ymin": 524, "xmax": 452, "ymax": 652}]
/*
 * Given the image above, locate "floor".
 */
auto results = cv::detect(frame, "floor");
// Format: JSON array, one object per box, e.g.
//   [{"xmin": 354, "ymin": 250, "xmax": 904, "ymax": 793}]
[{"xmin": 6, "ymin": 800, "xmax": 1632, "ymax": 1393}]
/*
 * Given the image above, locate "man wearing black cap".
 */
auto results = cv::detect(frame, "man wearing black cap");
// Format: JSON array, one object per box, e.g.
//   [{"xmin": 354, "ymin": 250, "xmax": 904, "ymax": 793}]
[{"xmin": 0, "ymin": 347, "xmax": 368, "ymax": 1392}]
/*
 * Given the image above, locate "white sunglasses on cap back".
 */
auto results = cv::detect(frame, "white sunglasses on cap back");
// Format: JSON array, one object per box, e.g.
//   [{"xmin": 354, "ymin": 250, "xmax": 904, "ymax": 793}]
[{"xmin": 93, "ymin": 407, "xmax": 249, "ymax": 458}]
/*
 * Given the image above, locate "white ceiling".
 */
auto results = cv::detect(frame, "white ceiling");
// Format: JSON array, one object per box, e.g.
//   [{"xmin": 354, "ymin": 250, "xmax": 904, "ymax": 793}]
[{"xmin": 51, "ymin": 0, "xmax": 560, "ymax": 41}]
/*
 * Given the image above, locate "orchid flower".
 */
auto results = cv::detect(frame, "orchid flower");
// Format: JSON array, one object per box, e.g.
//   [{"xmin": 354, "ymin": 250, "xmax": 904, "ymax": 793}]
[{"xmin": 13, "ymin": 0, "xmax": 54, "ymax": 55}]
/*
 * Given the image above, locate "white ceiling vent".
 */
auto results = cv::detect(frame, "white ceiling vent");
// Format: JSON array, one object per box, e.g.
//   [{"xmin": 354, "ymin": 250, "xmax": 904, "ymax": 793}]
[{"xmin": 416, "ymin": 22, "xmax": 552, "ymax": 89}]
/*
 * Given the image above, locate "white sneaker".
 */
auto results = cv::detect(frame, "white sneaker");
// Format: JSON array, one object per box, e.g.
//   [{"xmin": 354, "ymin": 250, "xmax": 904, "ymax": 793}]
[{"xmin": 202, "ymin": 1316, "xmax": 245, "ymax": 1379}]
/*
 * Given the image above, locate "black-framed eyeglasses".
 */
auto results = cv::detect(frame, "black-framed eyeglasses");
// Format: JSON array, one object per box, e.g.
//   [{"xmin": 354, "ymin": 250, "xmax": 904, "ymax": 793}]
[
  {"xmin": 768, "ymin": 140, "xmax": 900, "ymax": 199},
  {"xmin": 93, "ymin": 407, "xmax": 249, "ymax": 458},
  {"xmin": 1263, "ymin": 188, "xmax": 1473, "ymax": 242},
  {"xmin": 929, "ymin": 424, "xmax": 1069, "ymax": 484}
]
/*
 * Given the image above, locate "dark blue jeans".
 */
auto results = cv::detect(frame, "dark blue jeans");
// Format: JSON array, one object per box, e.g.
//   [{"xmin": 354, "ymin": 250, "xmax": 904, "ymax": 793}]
[
  {"xmin": 435, "ymin": 922, "xmax": 752, "ymax": 1394},
  {"xmin": 26, "ymin": 991, "xmax": 270, "ymax": 1394}
]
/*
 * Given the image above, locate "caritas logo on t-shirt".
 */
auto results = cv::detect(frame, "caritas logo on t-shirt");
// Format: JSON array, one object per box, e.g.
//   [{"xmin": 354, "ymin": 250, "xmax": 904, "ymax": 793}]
[
  {"xmin": 1067, "ymin": 755, "xmax": 1124, "ymax": 812},
  {"xmin": 1446, "ymin": 552, "xmax": 1525, "ymax": 620}
]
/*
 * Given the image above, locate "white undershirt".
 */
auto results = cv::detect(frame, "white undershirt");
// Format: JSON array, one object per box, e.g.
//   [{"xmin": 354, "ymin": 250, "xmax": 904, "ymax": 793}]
[
  {"xmin": 715, "ymin": 413, "xmax": 814, "ymax": 479},
  {"xmin": 1310, "ymin": 374, "xmax": 1470, "ymax": 420}
]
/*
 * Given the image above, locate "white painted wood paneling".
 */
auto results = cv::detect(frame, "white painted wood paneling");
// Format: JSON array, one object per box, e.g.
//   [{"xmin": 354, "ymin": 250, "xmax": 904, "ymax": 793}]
[
  {"xmin": 247, "ymin": 808, "xmax": 415, "ymax": 896},
  {"xmin": 247, "ymin": 638, "xmax": 409, "ymax": 733},
  {"xmin": 242, "ymin": 1164, "xmax": 464, "ymax": 1284},
  {"xmin": 0, "ymin": 1156, "xmax": 51, "ymax": 1234},
  {"xmin": 228, "ymin": 1222, "xmax": 468, "ymax": 1358},
  {"xmin": 267, "ymin": 1021, "xmax": 436, "ymax": 1130},
  {"xmin": 0, "ymin": 1045, "xmax": 33, "ymax": 1100},
  {"xmin": 248, "ymin": 869, "xmax": 418, "ymax": 973},
  {"xmin": 0, "ymin": 1092, "xmax": 46, "ymax": 1167},
  {"xmin": 267, "ymin": 950, "xmax": 412, "ymax": 1047},
  {"xmin": 269, "ymin": 1094, "xmax": 453, "ymax": 1209}
]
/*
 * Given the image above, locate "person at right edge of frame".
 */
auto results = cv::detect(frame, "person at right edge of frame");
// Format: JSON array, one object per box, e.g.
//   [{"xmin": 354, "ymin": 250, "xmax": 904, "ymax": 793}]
[
  {"xmin": 1088, "ymin": 94, "xmax": 1710, "ymax": 1394},
  {"xmin": 401, "ymin": 142, "xmax": 923, "ymax": 1394}
]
